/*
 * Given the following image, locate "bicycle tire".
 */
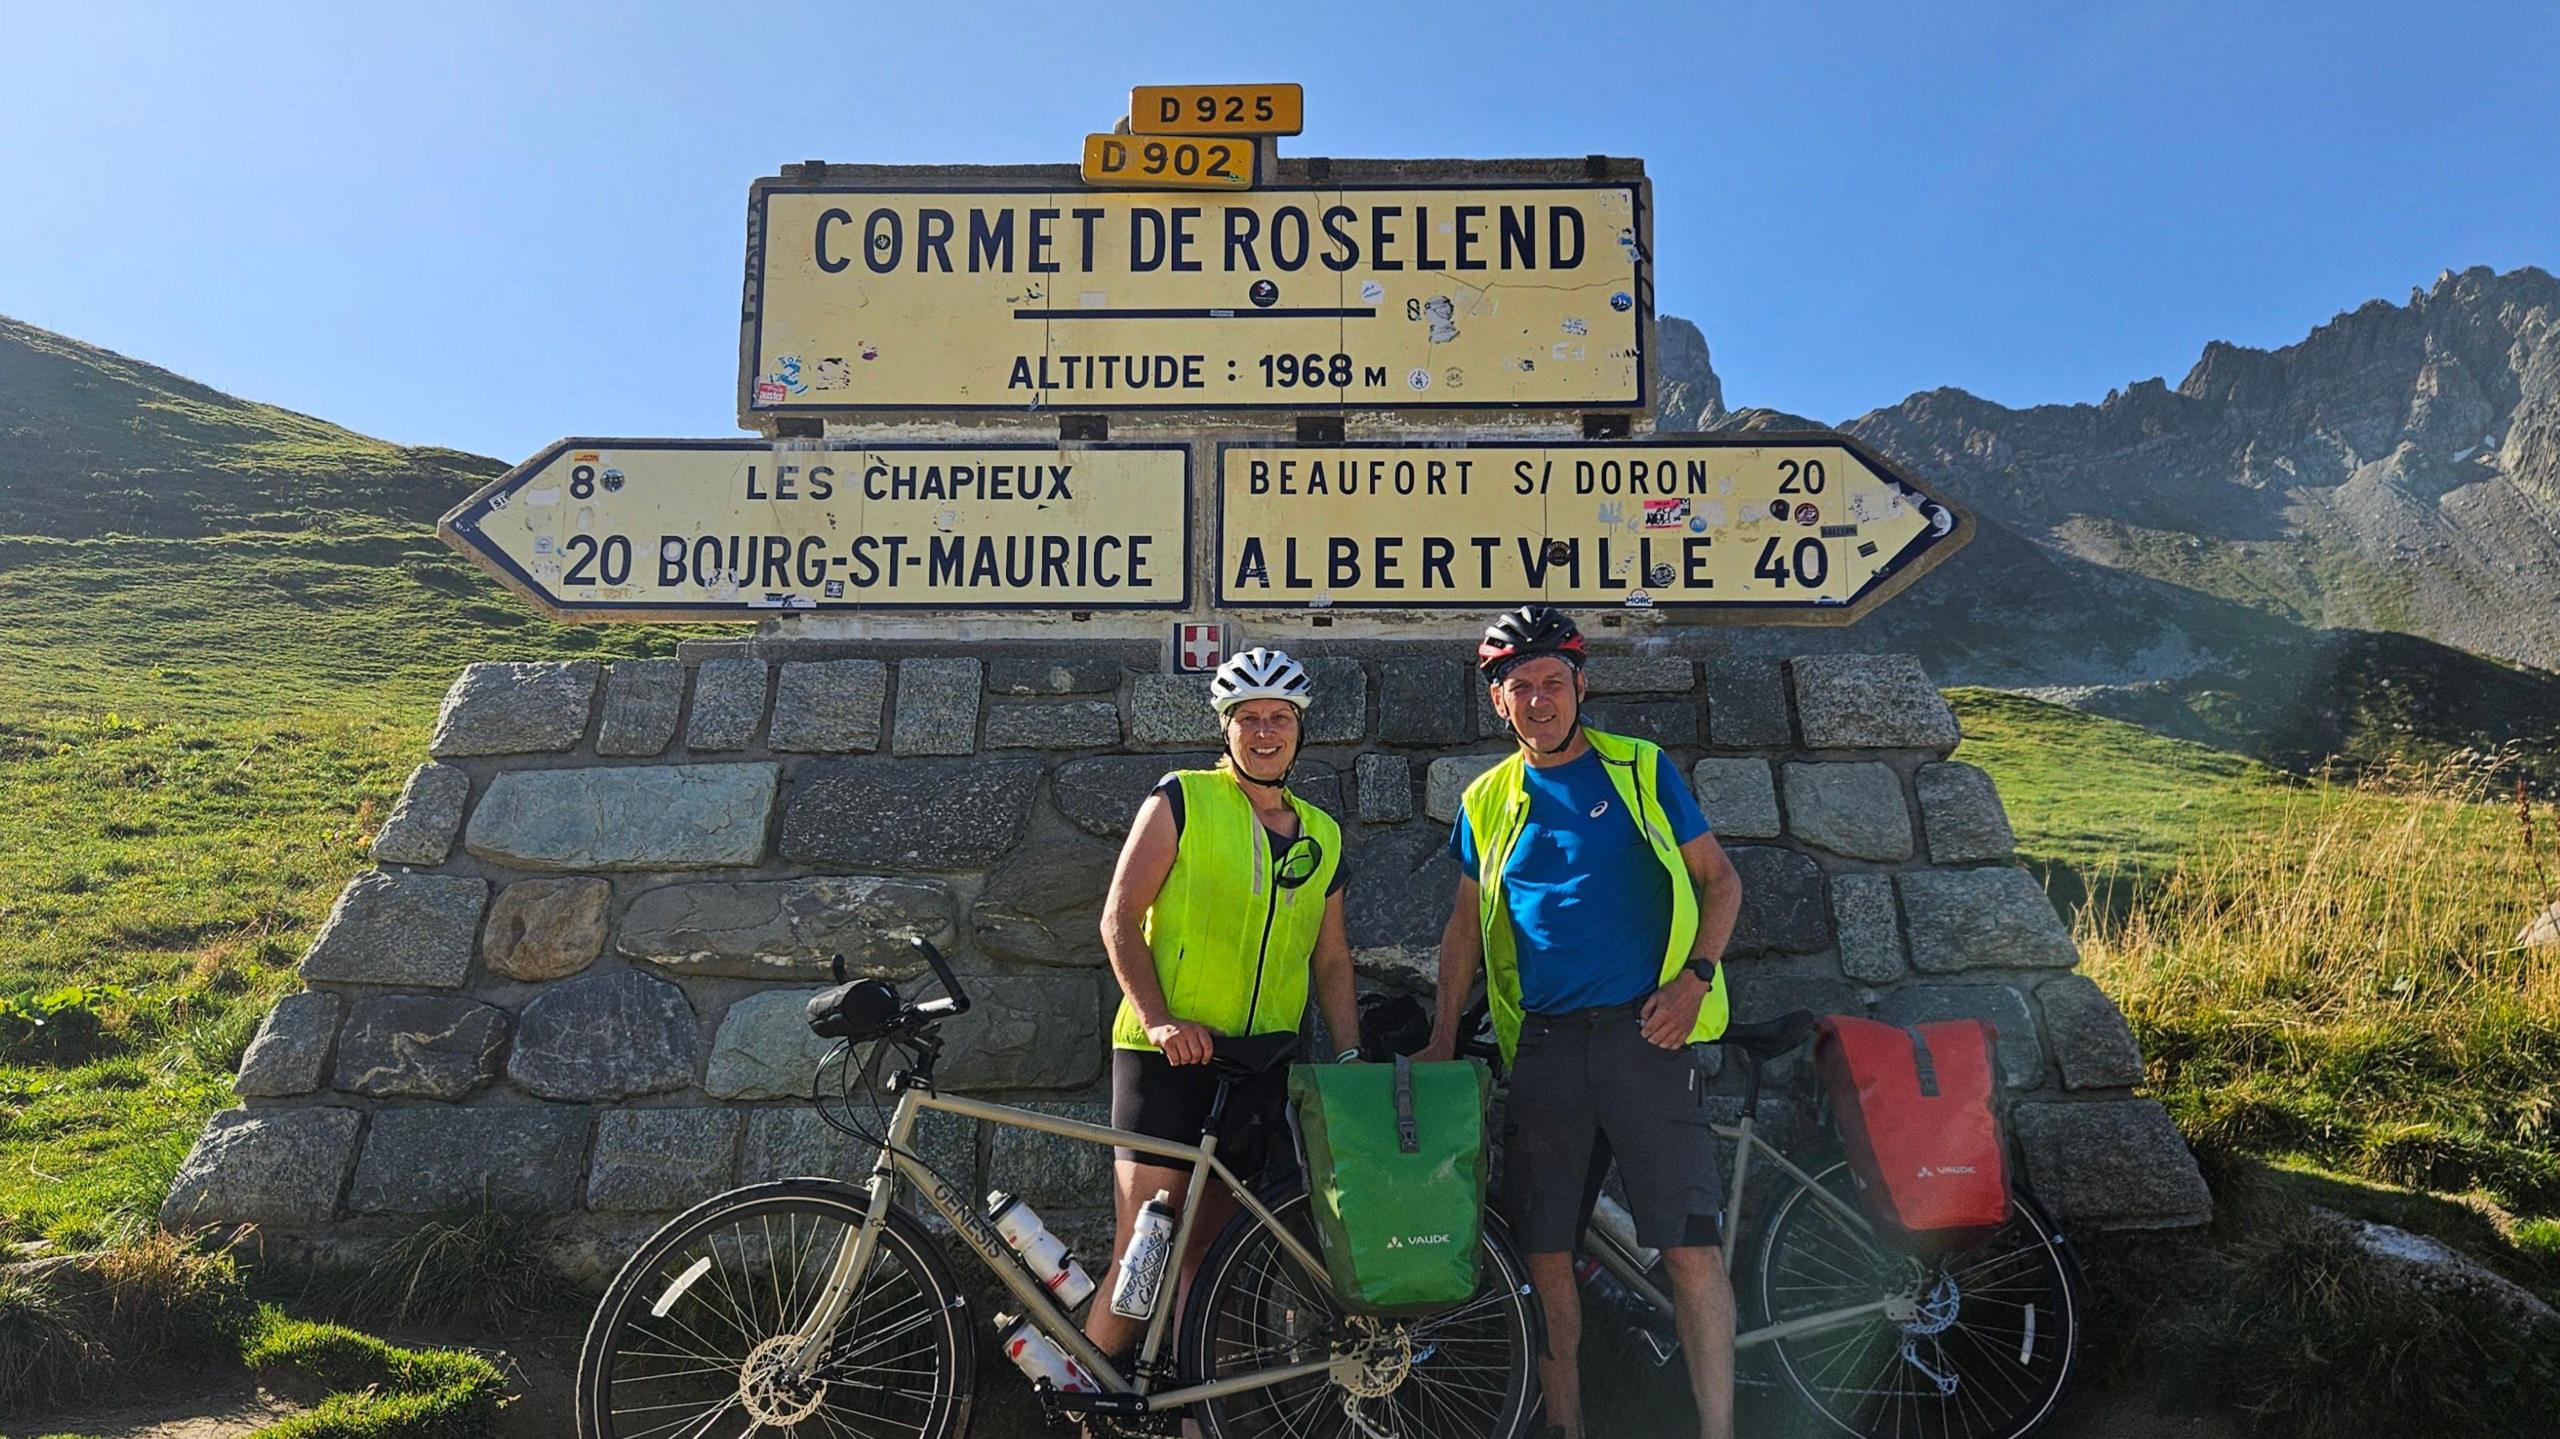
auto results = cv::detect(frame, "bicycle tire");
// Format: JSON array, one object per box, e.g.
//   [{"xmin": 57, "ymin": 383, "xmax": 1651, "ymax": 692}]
[
  {"xmin": 1179, "ymin": 1182, "xmax": 1542, "ymax": 1439},
  {"xmin": 1754, "ymin": 1161, "xmax": 2083, "ymax": 1439},
  {"xmin": 577, "ymin": 1178, "xmax": 975, "ymax": 1439}
]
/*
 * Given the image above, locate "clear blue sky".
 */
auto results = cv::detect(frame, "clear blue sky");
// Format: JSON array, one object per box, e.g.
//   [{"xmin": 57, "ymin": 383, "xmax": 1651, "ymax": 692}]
[{"xmin": 5, "ymin": 1, "xmax": 2554, "ymax": 462}]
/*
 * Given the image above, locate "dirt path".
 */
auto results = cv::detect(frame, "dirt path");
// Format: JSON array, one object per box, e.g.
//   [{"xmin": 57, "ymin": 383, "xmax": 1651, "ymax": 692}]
[
  {"xmin": 7, "ymin": 1324, "xmax": 2247, "ymax": 1439},
  {"xmin": 2, "ymin": 1371, "xmax": 300, "ymax": 1439},
  {"xmin": 0, "ymin": 1324, "xmax": 579, "ymax": 1439}
]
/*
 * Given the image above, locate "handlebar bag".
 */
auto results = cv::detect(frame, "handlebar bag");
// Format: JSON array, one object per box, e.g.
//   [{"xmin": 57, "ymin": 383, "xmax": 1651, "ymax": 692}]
[
  {"xmin": 1287, "ymin": 1056, "xmax": 1491, "ymax": 1316},
  {"xmin": 1814, "ymin": 1015, "xmax": 2010, "ymax": 1253}
]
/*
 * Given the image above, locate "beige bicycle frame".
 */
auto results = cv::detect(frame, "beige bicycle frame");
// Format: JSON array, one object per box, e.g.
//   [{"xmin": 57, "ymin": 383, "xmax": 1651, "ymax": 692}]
[
  {"xmin": 1583, "ymin": 1111, "xmax": 1917, "ymax": 1346},
  {"xmin": 782, "ymin": 1079, "xmax": 1360, "ymax": 1410}
]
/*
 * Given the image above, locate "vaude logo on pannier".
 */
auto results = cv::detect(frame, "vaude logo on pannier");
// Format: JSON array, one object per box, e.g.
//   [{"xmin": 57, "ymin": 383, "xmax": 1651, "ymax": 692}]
[
  {"xmin": 1385, "ymin": 1233, "xmax": 1453, "ymax": 1249},
  {"xmin": 1915, "ymin": 1165, "xmax": 1979, "ymax": 1178}
]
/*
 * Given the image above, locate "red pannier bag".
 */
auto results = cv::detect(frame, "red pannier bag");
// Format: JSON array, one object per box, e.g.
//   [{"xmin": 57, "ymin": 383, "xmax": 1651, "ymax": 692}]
[{"xmin": 1814, "ymin": 1015, "xmax": 2011, "ymax": 1253}]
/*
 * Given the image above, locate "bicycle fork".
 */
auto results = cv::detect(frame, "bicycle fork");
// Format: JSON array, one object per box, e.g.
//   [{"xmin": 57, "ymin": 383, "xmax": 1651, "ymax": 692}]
[{"xmin": 776, "ymin": 1090, "xmax": 923, "ymax": 1388}]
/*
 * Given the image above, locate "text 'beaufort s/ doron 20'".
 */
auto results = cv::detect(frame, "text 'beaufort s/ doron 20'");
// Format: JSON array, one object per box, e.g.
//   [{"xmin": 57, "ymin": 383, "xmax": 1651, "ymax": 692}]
[{"xmin": 1214, "ymin": 438, "xmax": 1964, "ymax": 615}]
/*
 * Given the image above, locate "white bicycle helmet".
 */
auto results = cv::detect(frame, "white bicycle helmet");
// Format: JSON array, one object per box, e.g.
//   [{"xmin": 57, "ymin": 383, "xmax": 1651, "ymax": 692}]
[{"xmin": 1208, "ymin": 647, "xmax": 1313, "ymax": 715}]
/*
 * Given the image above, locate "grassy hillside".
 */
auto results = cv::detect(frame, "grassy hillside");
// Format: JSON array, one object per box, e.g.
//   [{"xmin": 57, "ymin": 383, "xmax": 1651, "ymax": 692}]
[
  {"xmin": 0, "ymin": 317, "xmax": 495, "ymax": 538},
  {"xmin": 0, "ymin": 316, "xmax": 677, "ymax": 1242},
  {"xmin": 2044, "ymin": 629, "xmax": 2560, "ymax": 788},
  {"xmin": 0, "ymin": 523, "xmax": 683, "ymax": 1244},
  {"xmin": 1950, "ymin": 688, "xmax": 2297, "ymax": 914},
  {"xmin": 1959, "ymin": 690, "xmax": 2560, "ymax": 1221}
]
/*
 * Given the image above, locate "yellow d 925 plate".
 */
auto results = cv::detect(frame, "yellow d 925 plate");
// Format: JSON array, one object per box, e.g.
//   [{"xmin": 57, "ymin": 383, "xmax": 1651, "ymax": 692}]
[
  {"xmin": 1130, "ymin": 83, "xmax": 1304, "ymax": 136},
  {"xmin": 1081, "ymin": 133, "xmax": 1257, "ymax": 190}
]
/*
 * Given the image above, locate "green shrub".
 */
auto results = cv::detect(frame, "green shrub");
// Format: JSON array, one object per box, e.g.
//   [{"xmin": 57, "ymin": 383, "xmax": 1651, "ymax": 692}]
[
  {"xmin": 0, "ymin": 984, "xmax": 131, "ymax": 1064},
  {"xmin": 0, "ymin": 1269, "xmax": 104, "ymax": 1412},
  {"xmin": 0, "ymin": 1230, "xmax": 246, "ymax": 1412},
  {"xmin": 240, "ymin": 1306, "xmax": 506, "ymax": 1438},
  {"xmin": 337, "ymin": 1208, "xmax": 564, "ymax": 1329}
]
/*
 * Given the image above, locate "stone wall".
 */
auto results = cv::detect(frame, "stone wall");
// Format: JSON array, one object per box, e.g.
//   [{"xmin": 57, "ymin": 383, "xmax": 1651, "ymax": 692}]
[{"xmin": 161, "ymin": 645, "xmax": 2211, "ymax": 1281}]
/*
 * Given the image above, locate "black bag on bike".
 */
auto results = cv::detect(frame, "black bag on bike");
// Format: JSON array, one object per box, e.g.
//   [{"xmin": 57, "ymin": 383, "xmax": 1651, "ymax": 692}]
[{"xmin": 1288, "ymin": 1056, "xmax": 1491, "ymax": 1317}]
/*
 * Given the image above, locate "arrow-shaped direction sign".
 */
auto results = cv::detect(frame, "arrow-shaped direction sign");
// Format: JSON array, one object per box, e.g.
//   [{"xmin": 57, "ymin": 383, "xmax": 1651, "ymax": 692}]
[
  {"xmin": 1213, "ymin": 433, "xmax": 1968, "ymax": 619},
  {"xmin": 438, "ymin": 439, "xmax": 1191, "ymax": 622}
]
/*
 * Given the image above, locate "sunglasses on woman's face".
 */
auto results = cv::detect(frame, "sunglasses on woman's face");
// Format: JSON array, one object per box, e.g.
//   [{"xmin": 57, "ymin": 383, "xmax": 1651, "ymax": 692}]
[{"xmin": 1274, "ymin": 834, "xmax": 1325, "ymax": 890}]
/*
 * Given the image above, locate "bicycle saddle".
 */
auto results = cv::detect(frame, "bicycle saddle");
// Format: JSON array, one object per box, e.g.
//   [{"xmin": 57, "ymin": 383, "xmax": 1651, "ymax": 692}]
[
  {"xmin": 1718, "ymin": 1010, "xmax": 1819, "ymax": 1060},
  {"xmin": 1210, "ymin": 1032, "xmax": 1301, "ymax": 1078}
]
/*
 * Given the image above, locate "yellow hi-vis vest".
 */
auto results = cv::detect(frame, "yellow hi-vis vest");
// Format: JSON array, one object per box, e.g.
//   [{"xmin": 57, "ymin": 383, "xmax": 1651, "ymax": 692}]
[
  {"xmin": 1458, "ymin": 727, "xmax": 1727, "ymax": 1065},
  {"xmin": 1111, "ymin": 768, "xmax": 1344, "ymax": 1051}
]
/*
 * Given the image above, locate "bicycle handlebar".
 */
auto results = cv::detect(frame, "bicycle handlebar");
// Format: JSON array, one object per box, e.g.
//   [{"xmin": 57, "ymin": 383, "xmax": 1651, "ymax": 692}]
[{"xmin": 908, "ymin": 936, "xmax": 971, "ymax": 1018}]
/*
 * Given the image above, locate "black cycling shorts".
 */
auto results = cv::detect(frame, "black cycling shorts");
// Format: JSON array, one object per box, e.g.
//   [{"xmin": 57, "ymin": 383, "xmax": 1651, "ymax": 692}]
[
  {"xmin": 1499, "ymin": 1002, "xmax": 1724, "ymax": 1255},
  {"xmin": 1110, "ymin": 1048, "xmax": 1291, "ymax": 1180}
]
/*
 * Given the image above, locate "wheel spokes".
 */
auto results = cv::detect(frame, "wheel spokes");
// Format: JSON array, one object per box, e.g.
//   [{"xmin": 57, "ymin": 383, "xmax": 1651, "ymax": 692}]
[
  {"xmin": 1763, "ymin": 1177, "xmax": 2078, "ymax": 1439},
  {"xmin": 594, "ymin": 1200, "xmax": 950, "ymax": 1439}
]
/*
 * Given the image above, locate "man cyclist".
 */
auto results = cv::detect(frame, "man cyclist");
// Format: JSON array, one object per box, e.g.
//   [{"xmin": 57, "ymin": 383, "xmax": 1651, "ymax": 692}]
[
  {"xmin": 1421, "ymin": 606, "xmax": 1746, "ymax": 1439},
  {"xmin": 1088, "ymin": 647, "xmax": 1361, "ymax": 1362}
]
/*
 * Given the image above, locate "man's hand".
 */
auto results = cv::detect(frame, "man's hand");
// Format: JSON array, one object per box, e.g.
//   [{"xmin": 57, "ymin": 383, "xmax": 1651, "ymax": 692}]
[
  {"xmin": 1146, "ymin": 1019, "xmax": 1218, "ymax": 1066},
  {"xmin": 1639, "ymin": 972, "xmax": 1712, "ymax": 1049},
  {"xmin": 1417, "ymin": 1033, "xmax": 1457, "ymax": 1064}
]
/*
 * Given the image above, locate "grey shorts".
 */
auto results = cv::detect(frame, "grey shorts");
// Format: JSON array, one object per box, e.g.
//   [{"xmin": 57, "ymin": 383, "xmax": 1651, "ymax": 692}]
[{"xmin": 1500, "ymin": 1002, "xmax": 1724, "ymax": 1255}]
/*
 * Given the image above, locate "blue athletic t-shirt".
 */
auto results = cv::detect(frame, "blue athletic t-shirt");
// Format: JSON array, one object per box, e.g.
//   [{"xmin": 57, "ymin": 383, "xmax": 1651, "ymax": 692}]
[{"xmin": 1448, "ymin": 748, "xmax": 1711, "ymax": 1014}]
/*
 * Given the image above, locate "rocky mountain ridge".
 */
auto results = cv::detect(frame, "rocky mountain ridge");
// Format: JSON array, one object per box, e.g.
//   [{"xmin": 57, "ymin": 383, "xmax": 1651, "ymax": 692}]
[{"xmin": 1661, "ymin": 265, "xmax": 2560, "ymax": 677}]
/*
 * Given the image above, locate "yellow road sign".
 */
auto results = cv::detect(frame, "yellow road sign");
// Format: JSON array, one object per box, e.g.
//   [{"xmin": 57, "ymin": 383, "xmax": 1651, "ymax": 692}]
[
  {"xmin": 1081, "ymin": 134, "xmax": 1257, "ymax": 190},
  {"xmin": 743, "ymin": 176, "xmax": 1648, "ymax": 416},
  {"xmin": 1130, "ymin": 83, "xmax": 1304, "ymax": 136},
  {"xmin": 439, "ymin": 439, "xmax": 1190, "ymax": 621},
  {"xmin": 1214, "ymin": 435, "xmax": 1969, "ymax": 620}
]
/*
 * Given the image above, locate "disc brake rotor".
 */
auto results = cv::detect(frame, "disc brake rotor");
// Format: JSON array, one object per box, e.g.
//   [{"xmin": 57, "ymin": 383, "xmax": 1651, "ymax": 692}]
[
  {"xmin": 738, "ymin": 1335, "xmax": 828, "ymax": 1426},
  {"xmin": 1338, "ymin": 1320, "xmax": 1414, "ymax": 1399},
  {"xmin": 1904, "ymin": 1271, "xmax": 1962, "ymax": 1337}
]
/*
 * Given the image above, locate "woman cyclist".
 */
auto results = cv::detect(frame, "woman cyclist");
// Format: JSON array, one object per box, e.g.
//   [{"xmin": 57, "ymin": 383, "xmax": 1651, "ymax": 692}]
[{"xmin": 1086, "ymin": 647, "xmax": 1361, "ymax": 1361}]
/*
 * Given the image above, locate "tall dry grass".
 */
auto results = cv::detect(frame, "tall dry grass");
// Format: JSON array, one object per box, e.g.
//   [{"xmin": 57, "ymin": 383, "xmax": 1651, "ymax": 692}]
[{"xmin": 2076, "ymin": 751, "xmax": 2560, "ymax": 1207}]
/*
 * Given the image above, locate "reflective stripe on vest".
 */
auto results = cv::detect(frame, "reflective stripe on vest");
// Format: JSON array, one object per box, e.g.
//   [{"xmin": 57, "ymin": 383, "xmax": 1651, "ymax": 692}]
[
  {"xmin": 1111, "ymin": 768, "xmax": 1343, "ymax": 1051},
  {"xmin": 1458, "ymin": 728, "xmax": 1726, "ymax": 1065}
]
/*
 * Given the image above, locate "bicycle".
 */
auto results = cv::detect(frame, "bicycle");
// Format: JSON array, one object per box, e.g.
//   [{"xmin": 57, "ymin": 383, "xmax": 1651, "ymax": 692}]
[
  {"xmin": 576, "ymin": 939, "xmax": 1544, "ymax": 1439},
  {"xmin": 1531, "ymin": 1009, "xmax": 2088, "ymax": 1439}
]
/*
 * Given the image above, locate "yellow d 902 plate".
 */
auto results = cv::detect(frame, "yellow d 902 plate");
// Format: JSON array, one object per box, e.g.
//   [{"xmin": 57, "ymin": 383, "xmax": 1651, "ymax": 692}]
[{"xmin": 1081, "ymin": 133, "xmax": 1258, "ymax": 190}]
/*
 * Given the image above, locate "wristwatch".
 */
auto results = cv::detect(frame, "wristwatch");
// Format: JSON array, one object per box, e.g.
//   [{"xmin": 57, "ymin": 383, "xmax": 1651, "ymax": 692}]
[{"xmin": 1684, "ymin": 957, "xmax": 1718, "ymax": 987}]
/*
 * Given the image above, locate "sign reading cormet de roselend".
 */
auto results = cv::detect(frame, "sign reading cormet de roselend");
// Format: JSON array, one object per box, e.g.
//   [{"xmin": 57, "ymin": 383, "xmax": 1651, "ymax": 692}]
[
  {"xmin": 739, "ymin": 161, "xmax": 1650, "ymax": 420},
  {"xmin": 437, "ymin": 440, "xmax": 1189, "ymax": 621}
]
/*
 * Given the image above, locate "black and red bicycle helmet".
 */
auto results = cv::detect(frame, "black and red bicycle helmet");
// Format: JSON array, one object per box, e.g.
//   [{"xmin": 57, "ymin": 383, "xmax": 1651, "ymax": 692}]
[{"xmin": 1476, "ymin": 605, "xmax": 1587, "ymax": 680}]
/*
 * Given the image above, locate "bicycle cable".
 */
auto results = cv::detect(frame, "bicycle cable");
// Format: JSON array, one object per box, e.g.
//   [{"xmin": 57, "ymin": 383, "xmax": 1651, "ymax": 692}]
[{"xmin": 808, "ymin": 991, "xmax": 957, "ymax": 1189}]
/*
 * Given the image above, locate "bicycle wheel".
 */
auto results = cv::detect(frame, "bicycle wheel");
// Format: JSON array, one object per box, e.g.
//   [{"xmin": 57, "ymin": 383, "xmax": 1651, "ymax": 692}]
[
  {"xmin": 1179, "ymin": 1184, "xmax": 1541, "ymax": 1439},
  {"xmin": 1755, "ymin": 1162, "xmax": 2083, "ymax": 1439},
  {"xmin": 578, "ymin": 1178, "xmax": 975, "ymax": 1439}
]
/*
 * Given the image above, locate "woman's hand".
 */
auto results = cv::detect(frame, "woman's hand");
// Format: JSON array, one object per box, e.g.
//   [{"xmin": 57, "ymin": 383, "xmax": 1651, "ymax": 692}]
[{"xmin": 1147, "ymin": 1019, "xmax": 1218, "ymax": 1066}]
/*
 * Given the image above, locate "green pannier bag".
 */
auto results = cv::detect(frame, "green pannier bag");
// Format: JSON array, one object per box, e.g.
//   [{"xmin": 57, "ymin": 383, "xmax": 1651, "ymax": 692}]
[{"xmin": 1288, "ymin": 1055, "xmax": 1492, "ymax": 1317}]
